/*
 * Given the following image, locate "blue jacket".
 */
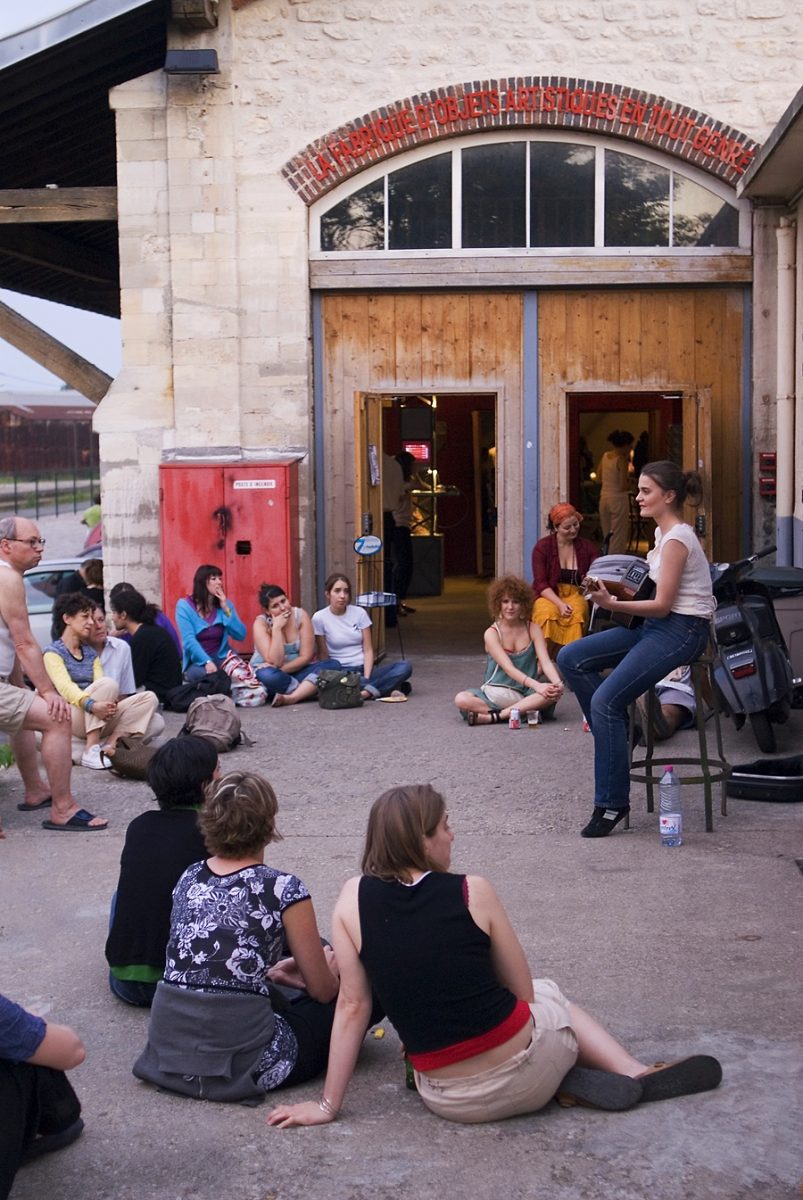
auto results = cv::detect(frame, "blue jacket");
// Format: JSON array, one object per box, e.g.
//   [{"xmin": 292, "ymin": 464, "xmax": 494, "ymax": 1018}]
[{"xmin": 175, "ymin": 596, "xmax": 246, "ymax": 670}]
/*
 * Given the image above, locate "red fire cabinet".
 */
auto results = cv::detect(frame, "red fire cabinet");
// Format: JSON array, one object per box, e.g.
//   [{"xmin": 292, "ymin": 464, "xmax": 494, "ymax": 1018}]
[{"xmin": 159, "ymin": 460, "xmax": 300, "ymax": 655}]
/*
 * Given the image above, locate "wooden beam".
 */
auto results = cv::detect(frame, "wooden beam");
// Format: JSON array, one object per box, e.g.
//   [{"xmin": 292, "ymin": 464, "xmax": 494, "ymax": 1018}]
[
  {"xmin": 0, "ymin": 299, "xmax": 113, "ymax": 402},
  {"xmin": 0, "ymin": 188, "xmax": 117, "ymax": 224},
  {"xmin": 0, "ymin": 227, "xmax": 117, "ymax": 285},
  {"xmin": 310, "ymin": 252, "xmax": 753, "ymax": 290}
]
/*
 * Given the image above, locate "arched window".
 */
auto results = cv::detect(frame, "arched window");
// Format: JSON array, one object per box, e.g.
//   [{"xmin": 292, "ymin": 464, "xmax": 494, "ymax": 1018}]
[{"xmin": 312, "ymin": 134, "xmax": 746, "ymax": 255}]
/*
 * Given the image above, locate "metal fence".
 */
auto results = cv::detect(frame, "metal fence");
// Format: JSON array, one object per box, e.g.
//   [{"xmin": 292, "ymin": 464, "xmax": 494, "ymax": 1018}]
[{"xmin": 0, "ymin": 468, "xmax": 99, "ymax": 519}]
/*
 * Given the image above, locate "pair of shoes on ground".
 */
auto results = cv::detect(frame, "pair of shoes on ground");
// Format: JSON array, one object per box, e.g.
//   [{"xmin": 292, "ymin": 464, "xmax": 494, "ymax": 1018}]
[
  {"xmin": 581, "ymin": 806, "xmax": 630, "ymax": 838},
  {"xmin": 556, "ymin": 1056, "xmax": 722, "ymax": 1110},
  {"xmin": 397, "ymin": 603, "xmax": 416, "ymax": 615},
  {"xmin": 81, "ymin": 744, "xmax": 112, "ymax": 771}
]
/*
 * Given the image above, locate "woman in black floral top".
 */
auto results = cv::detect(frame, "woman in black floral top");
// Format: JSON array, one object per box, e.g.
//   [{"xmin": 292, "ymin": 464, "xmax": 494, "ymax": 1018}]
[{"xmin": 135, "ymin": 772, "xmax": 340, "ymax": 1100}]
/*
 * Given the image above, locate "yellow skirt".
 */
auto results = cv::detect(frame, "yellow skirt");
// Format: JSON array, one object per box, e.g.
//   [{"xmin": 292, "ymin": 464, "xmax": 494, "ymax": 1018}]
[{"xmin": 532, "ymin": 584, "xmax": 588, "ymax": 647}]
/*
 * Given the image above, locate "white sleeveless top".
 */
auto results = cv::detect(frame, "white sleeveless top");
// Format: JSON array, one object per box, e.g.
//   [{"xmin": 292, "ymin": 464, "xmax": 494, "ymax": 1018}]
[
  {"xmin": 0, "ymin": 560, "xmax": 17, "ymax": 675},
  {"xmin": 647, "ymin": 523, "xmax": 715, "ymax": 619}
]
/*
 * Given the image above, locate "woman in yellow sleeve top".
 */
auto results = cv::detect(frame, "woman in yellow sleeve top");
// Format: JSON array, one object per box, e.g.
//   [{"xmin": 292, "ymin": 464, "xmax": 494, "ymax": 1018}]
[{"xmin": 44, "ymin": 593, "xmax": 157, "ymax": 770}]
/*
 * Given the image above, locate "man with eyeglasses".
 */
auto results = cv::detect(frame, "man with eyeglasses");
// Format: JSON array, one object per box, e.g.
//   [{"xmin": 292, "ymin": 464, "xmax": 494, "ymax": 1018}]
[{"xmin": 0, "ymin": 516, "xmax": 107, "ymax": 834}]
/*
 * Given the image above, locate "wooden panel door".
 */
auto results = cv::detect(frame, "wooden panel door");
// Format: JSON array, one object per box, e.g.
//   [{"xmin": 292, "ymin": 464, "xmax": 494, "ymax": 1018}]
[{"xmin": 354, "ymin": 392, "xmax": 386, "ymax": 651}]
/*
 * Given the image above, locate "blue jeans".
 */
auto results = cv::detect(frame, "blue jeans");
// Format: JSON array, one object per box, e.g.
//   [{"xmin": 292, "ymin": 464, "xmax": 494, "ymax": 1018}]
[
  {"xmin": 557, "ymin": 614, "xmax": 710, "ymax": 809},
  {"xmin": 254, "ymin": 660, "xmax": 338, "ymax": 700},
  {"xmin": 331, "ymin": 658, "xmax": 413, "ymax": 699}
]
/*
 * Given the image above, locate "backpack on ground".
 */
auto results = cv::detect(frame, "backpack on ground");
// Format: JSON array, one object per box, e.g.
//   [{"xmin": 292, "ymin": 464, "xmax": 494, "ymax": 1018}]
[
  {"xmin": 179, "ymin": 694, "xmax": 244, "ymax": 752},
  {"xmin": 164, "ymin": 669, "xmax": 231, "ymax": 713}
]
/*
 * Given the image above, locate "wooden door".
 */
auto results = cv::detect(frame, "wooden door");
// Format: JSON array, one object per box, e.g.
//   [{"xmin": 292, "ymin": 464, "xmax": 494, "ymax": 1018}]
[
  {"xmin": 354, "ymin": 392, "xmax": 386, "ymax": 651},
  {"xmin": 682, "ymin": 388, "xmax": 713, "ymax": 560}
]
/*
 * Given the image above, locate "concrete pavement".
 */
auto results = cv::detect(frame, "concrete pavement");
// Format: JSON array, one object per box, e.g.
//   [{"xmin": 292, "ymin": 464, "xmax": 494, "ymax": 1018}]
[{"xmin": 1, "ymin": 633, "xmax": 802, "ymax": 1199}]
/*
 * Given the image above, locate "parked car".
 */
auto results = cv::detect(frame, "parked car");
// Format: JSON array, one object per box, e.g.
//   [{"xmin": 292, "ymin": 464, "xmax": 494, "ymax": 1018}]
[{"xmin": 24, "ymin": 551, "xmax": 102, "ymax": 650}]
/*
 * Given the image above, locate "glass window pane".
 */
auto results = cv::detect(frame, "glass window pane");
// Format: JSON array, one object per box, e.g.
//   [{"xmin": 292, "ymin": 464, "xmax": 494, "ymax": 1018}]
[
  {"xmin": 605, "ymin": 151, "xmax": 669, "ymax": 246},
  {"xmin": 530, "ymin": 143, "xmax": 594, "ymax": 247},
  {"xmin": 462, "ymin": 143, "xmax": 526, "ymax": 248},
  {"xmin": 388, "ymin": 154, "xmax": 452, "ymax": 250},
  {"xmin": 672, "ymin": 176, "xmax": 740, "ymax": 247},
  {"xmin": 320, "ymin": 180, "xmax": 384, "ymax": 251}
]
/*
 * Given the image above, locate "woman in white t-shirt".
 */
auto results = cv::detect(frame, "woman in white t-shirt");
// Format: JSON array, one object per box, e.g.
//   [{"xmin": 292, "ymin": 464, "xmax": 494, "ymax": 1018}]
[
  {"xmin": 557, "ymin": 462, "xmax": 714, "ymax": 839},
  {"xmin": 311, "ymin": 574, "xmax": 412, "ymax": 701}
]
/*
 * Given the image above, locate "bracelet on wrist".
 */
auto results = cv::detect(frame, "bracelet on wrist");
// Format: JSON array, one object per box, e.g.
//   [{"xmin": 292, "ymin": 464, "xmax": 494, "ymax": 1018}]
[{"xmin": 318, "ymin": 1095, "xmax": 337, "ymax": 1118}]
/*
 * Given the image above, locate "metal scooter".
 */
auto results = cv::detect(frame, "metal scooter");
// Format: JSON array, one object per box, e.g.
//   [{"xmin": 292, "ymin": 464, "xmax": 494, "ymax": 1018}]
[{"xmin": 710, "ymin": 546, "xmax": 795, "ymax": 753}]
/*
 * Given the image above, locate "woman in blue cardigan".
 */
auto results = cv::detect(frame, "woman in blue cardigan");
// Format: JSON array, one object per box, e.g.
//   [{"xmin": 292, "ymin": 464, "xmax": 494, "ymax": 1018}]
[{"xmin": 175, "ymin": 564, "xmax": 246, "ymax": 681}]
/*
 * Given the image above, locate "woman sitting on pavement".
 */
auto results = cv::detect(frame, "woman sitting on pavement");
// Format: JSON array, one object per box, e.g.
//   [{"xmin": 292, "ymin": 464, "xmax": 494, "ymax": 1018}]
[
  {"xmin": 268, "ymin": 784, "xmax": 722, "ymax": 1130},
  {"xmin": 105, "ymin": 736, "xmax": 218, "ymax": 1008},
  {"xmin": 175, "ymin": 564, "xmax": 246, "ymax": 682},
  {"xmin": 43, "ymin": 593, "xmax": 158, "ymax": 771},
  {"xmin": 531, "ymin": 503, "xmax": 599, "ymax": 659},
  {"xmin": 109, "ymin": 581, "xmax": 181, "ymax": 655},
  {"xmin": 109, "ymin": 587, "xmax": 183, "ymax": 704},
  {"xmin": 454, "ymin": 575, "xmax": 563, "ymax": 725},
  {"xmin": 133, "ymin": 771, "xmax": 342, "ymax": 1102},
  {"xmin": 311, "ymin": 573, "xmax": 412, "ymax": 702},
  {"xmin": 251, "ymin": 583, "xmax": 336, "ymax": 706}
]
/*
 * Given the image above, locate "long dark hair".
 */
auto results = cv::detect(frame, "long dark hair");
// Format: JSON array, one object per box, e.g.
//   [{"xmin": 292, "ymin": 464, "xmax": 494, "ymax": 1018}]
[
  {"xmin": 110, "ymin": 586, "xmax": 158, "ymax": 625},
  {"xmin": 361, "ymin": 785, "xmax": 447, "ymax": 882},
  {"xmin": 192, "ymin": 564, "xmax": 223, "ymax": 612},
  {"xmin": 640, "ymin": 461, "xmax": 703, "ymax": 510}
]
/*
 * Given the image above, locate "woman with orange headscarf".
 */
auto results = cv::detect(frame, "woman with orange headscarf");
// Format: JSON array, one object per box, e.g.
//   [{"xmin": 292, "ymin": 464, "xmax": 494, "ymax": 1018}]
[{"xmin": 531, "ymin": 504, "xmax": 599, "ymax": 657}]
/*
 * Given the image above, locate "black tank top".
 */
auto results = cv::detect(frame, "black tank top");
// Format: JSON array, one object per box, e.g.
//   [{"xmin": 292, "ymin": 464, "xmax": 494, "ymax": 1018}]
[{"xmin": 358, "ymin": 872, "xmax": 518, "ymax": 1055}]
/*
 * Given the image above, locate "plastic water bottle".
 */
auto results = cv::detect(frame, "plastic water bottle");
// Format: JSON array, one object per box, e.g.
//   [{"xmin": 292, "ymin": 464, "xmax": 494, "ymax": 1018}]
[{"xmin": 659, "ymin": 766, "xmax": 683, "ymax": 847}]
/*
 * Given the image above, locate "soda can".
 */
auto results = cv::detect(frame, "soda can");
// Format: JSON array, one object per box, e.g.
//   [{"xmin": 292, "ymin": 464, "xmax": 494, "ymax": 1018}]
[
  {"xmin": 509, "ymin": 707, "xmax": 521, "ymax": 729},
  {"xmin": 527, "ymin": 710, "xmax": 542, "ymax": 728}
]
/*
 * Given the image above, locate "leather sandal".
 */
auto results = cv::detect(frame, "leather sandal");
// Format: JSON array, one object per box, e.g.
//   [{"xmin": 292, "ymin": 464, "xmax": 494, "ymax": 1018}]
[{"xmin": 467, "ymin": 711, "xmax": 501, "ymax": 726}]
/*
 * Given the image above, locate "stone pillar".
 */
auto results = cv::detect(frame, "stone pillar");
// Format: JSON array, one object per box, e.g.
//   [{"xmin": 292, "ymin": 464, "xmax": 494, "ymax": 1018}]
[{"xmin": 98, "ymin": 49, "xmax": 316, "ymax": 609}]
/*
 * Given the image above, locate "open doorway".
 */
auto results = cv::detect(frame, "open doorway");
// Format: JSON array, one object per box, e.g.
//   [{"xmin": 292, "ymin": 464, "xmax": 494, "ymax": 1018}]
[
  {"xmin": 354, "ymin": 391, "xmax": 497, "ymax": 655},
  {"xmin": 382, "ymin": 393, "xmax": 497, "ymax": 594},
  {"xmin": 568, "ymin": 392, "xmax": 682, "ymax": 552}
]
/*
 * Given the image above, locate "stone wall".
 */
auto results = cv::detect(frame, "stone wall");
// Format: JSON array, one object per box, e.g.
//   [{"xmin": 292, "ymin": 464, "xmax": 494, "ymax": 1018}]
[{"xmin": 95, "ymin": 0, "xmax": 801, "ymax": 605}]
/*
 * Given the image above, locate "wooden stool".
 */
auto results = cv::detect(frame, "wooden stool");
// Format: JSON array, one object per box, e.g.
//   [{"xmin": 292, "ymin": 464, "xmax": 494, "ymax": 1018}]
[{"xmin": 628, "ymin": 655, "xmax": 730, "ymax": 832}]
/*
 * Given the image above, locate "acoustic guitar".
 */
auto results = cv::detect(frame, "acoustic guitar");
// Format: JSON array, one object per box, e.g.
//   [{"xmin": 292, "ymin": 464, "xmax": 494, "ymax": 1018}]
[{"xmin": 583, "ymin": 557, "xmax": 656, "ymax": 629}]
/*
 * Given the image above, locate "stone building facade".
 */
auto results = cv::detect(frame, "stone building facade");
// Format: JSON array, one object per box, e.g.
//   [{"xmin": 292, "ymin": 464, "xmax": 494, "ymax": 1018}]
[{"xmin": 95, "ymin": 0, "xmax": 802, "ymax": 610}]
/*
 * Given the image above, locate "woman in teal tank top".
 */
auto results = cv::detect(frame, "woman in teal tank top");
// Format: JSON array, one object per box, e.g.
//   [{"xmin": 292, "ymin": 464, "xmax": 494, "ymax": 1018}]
[{"xmin": 454, "ymin": 575, "xmax": 564, "ymax": 725}]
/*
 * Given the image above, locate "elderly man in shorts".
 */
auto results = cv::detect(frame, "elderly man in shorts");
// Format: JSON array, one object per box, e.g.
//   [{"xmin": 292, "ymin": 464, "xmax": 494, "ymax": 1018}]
[{"xmin": 0, "ymin": 516, "xmax": 106, "ymax": 834}]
